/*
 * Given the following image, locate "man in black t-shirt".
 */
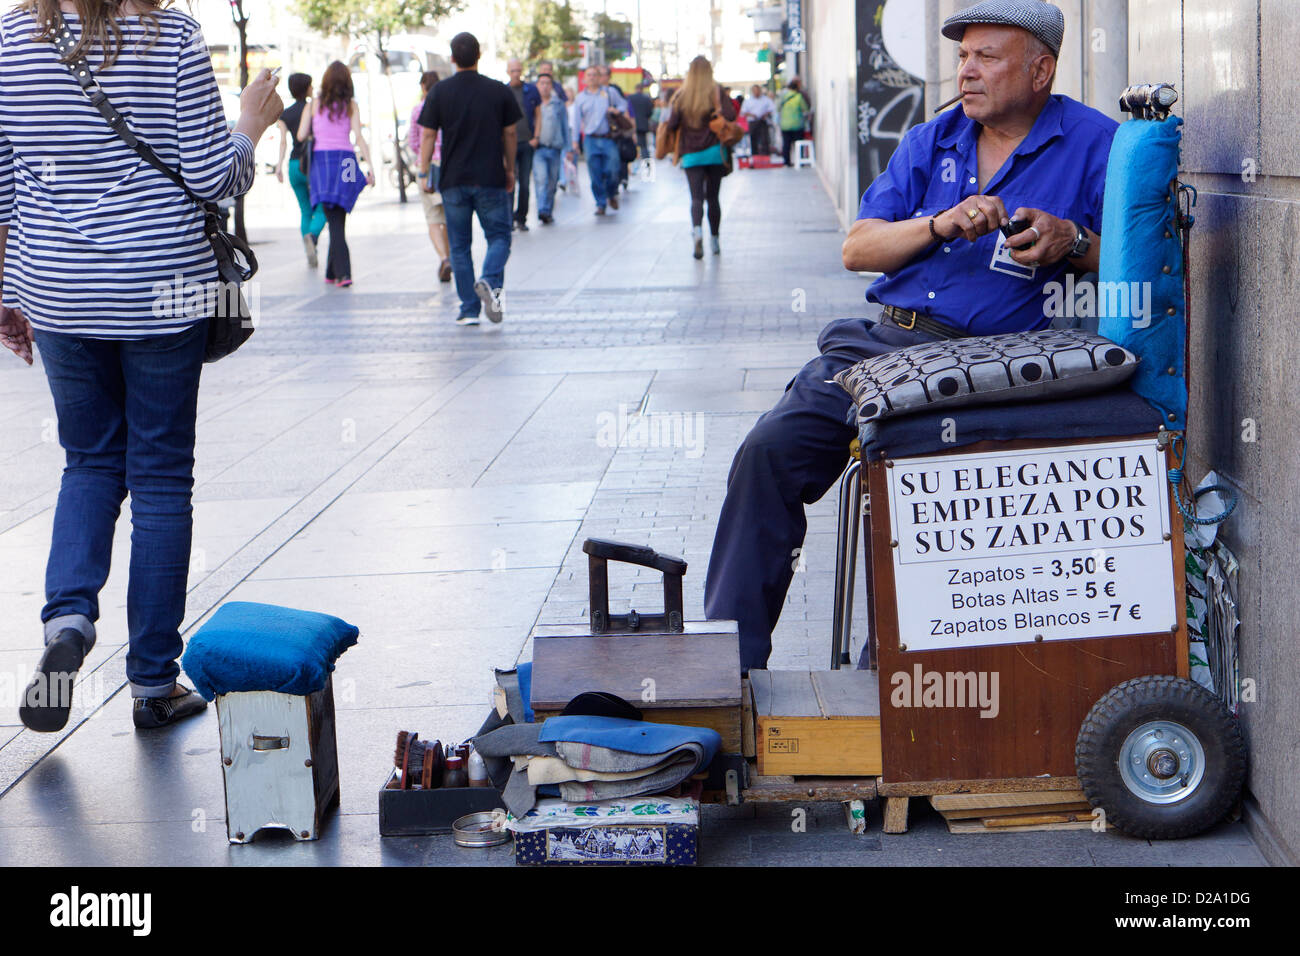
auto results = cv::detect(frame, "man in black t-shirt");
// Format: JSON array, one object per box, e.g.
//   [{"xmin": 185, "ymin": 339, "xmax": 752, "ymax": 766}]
[
  {"xmin": 626, "ymin": 83, "xmax": 654, "ymax": 163},
  {"xmin": 418, "ymin": 32, "xmax": 523, "ymax": 326}
]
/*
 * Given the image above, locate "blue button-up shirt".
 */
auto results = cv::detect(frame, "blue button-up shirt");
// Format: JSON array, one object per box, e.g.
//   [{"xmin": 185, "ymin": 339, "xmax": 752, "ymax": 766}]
[
  {"xmin": 572, "ymin": 85, "xmax": 628, "ymax": 147},
  {"xmin": 858, "ymin": 95, "xmax": 1117, "ymax": 336}
]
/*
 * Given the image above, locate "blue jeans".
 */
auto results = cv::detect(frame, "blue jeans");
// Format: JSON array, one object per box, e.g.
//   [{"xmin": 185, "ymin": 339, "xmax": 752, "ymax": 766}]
[
  {"xmin": 34, "ymin": 323, "xmax": 206, "ymax": 697},
  {"xmin": 533, "ymin": 146, "xmax": 562, "ymax": 217},
  {"xmin": 583, "ymin": 136, "xmax": 619, "ymax": 207},
  {"xmin": 440, "ymin": 184, "xmax": 512, "ymax": 318}
]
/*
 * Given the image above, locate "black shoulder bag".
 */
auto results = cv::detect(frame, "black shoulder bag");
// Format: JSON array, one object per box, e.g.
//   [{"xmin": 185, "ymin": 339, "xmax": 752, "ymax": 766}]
[{"xmin": 50, "ymin": 13, "xmax": 257, "ymax": 362}]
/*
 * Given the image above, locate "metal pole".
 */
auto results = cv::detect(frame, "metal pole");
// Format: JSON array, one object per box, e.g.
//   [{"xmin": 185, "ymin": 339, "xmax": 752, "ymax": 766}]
[{"xmin": 230, "ymin": 0, "xmax": 249, "ymax": 243}]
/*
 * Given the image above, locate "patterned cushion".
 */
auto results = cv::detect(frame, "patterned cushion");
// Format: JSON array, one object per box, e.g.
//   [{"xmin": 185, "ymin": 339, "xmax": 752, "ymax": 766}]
[{"xmin": 833, "ymin": 329, "xmax": 1138, "ymax": 425}]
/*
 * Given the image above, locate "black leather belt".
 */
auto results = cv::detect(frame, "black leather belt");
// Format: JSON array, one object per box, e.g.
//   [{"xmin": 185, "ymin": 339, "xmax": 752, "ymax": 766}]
[{"xmin": 880, "ymin": 304, "xmax": 969, "ymax": 340}]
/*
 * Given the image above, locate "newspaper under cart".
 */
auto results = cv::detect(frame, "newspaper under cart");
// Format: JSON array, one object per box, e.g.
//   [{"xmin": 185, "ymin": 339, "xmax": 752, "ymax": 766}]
[{"xmin": 506, "ymin": 797, "xmax": 699, "ymax": 866}]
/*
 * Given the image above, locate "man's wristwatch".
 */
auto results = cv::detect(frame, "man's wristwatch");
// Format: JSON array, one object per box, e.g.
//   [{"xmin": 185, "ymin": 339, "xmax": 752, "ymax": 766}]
[{"xmin": 1065, "ymin": 220, "xmax": 1092, "ymax": 259}]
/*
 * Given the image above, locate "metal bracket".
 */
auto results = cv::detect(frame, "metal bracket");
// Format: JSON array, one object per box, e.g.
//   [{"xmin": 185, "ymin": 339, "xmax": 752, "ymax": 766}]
[{"xmin": 725, "ymin": 768, "xmax": 741, "ymax": 806}]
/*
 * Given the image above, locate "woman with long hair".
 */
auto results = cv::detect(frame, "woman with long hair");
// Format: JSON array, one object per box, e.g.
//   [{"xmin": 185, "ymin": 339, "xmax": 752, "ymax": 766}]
[
  {"xmin": 298, "ymin": 61, "xmax": 375, "ymax": 287},
  {"xmin": 0, "ymin": 0, "xmax": 282, "ymax": 730},
  {"xmin": 274, "ymin": 72, "xmax": 326, "ymax": 267},
  {"xmin": 663, "ymin": 56, "xmax": 735, "ymax": 258}
]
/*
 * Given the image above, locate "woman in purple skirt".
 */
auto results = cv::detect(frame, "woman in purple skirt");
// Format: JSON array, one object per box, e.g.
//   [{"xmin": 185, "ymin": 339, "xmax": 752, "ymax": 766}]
[{"xmin": 297, "ymin": 61, "xmax": 375, "ymax": 286}]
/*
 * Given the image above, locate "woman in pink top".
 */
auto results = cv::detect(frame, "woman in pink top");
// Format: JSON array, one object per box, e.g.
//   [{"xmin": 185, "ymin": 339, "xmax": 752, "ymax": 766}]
[
  {"xmin": 297, "ymin": 61, "xmax": 375, "ymax": 286},
  {"xmin": 409, "ymin": 71, "xmax": 451, "ymax": 282}
]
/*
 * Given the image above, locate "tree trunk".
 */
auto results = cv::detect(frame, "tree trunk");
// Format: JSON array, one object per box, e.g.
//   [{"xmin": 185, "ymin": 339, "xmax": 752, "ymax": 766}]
[{"xmin": 376, "ymin": 33, "xmax": 408, "ymax": 204}]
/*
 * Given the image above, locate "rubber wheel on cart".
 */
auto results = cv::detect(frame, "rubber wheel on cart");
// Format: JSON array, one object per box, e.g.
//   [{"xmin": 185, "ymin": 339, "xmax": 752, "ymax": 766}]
[{"xmin": 1075, "ymin": 675, "xmax": 1246, "ymax": 839}]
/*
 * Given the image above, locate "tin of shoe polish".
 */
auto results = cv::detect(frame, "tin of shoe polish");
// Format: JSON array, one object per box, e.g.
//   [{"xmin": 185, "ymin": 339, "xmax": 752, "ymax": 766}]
[{"xmin": 452, "ymin": 811, "xmax": 511, "ymax": 848}]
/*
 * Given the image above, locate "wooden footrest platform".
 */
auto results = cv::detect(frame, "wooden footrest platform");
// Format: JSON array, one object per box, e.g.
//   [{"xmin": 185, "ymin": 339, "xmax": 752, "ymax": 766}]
[
  {"xmin": 930, "ymin": 789, "xmax": 1093, "ymax": 833},
  {"xmin": 876, "ymin": 776, "xmax": 1087, "ymax": 834}
]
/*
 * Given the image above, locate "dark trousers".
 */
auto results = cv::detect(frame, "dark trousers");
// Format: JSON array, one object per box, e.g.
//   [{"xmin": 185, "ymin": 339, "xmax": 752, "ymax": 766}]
[
  {"xmin": 750, "ymin": 119, "xmax": 771, "ymax": 156},
  {"xmin": 684, "ymin": 164, "xmax": 724, "ymax": 234},
  {"xmin": 514, "ymin": 141, "xmax": 535, "ymax": 223},
  {"xmin": 703, "ymin": 315, "xmax": 940, "ymax": 670},
  {"xmin": 322, "ymin": 203, "xmax": 351, "ymax": 280},
  {"xmin": 781, "ymin": 128, "xmax": 804, "ymax": 166},
  {"xmin": 34, "ymin": 322, "xmax": 207, "ymax": 695}
]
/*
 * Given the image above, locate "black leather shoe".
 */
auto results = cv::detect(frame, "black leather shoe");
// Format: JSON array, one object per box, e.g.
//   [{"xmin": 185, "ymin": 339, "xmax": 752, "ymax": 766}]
[
  {"xmin": 19, "ymin": 628, "xmax": 87, "ymax": 733},
  {"xmin": 133, "ymin": 684, "xmax": 208, "ymax": 730}
]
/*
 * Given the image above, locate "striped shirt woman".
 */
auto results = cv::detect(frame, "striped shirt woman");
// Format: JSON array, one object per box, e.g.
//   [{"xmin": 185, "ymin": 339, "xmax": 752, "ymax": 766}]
[
  {"xmin": 0, "ymin": 0, "xmax": 283, "ymax": 732},
  {"xmin": 0, "ymin": 3, "xmax": 256, "ymax": 337}
]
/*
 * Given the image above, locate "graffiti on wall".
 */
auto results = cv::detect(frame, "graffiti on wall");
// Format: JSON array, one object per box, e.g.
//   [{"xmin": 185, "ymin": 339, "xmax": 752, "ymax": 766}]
[{"xmin": 856, "ymin": 0, "xmax": 925, "ymax": 191}]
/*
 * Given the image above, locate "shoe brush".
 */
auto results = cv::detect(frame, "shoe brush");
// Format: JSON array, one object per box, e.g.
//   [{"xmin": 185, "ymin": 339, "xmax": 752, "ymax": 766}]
[{"xmin": 394, "ymin": 731, "xmax": 444, "ymax": 789}]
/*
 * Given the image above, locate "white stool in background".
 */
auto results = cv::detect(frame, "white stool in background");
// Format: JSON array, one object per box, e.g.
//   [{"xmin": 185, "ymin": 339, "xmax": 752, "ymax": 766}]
[{"xmin": 794, "ymin": 139, "xmax": 815, "ymax": 168}]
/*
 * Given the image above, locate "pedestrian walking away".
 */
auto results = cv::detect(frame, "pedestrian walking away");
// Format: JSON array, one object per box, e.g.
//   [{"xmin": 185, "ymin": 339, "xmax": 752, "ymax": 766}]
[
  {"xmin": 663, "ymin": 56, "xmax": 736, "ymax": 259},
  {"xmin": 411, "ymin": 70, "xmax": 452, "ymax": 281},
  {"xmin": 572, "ymin": 64, "xmax": 629, "ymax": 215},
  {"xmin": 704, "ymin": 9, "xmax": 1113, "ymax": 671},
  {"xmin": 299, "ymin": 60, "xmax": 376, "ymax": 287},
  {"xmin": 778, "ymin": 77, "xmax": 811, "ymax": 167},
  {"xmin": 418, "ymin": 31, "xmax": 521, "ymax": 326},
  {"xmin": 627, "ymin": 81, "xmax": 655, "ymax": 173},
  {"xmin": 506, "ymin": 58, "xmax": 540, "ymax": 231},
  {"xmin": 0, "ymin": 0, "xmax": 283, "ymax": 730},
  {"xmin": 275, "ymin": 72, "xmax": 326, "ymax": 268},
  {"xmin": 531, "ymin": 73, "xmax": 572, "ymax": 225}
]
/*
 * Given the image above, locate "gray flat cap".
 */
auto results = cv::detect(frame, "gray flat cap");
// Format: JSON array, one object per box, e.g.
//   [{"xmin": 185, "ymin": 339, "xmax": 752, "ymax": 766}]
[{"xmin": 942, "ymin": 0, "xmax": 1065, "ymax": 57}]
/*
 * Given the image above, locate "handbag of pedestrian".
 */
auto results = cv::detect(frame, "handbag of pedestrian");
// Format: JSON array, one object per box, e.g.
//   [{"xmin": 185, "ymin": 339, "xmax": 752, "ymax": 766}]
[
  {"xmin": 49, "ymin": 12, "xmax": 257, "ymax": 363},
  {"xmin": 298, "ymin": 130, "xmax": 314, "ymax": 176},
  {"xmin": 708, "ymin": 87, "xmax": 744, "ymax": 148},
  {"xmin": 655, "ymin": 117, "xmax": 679, "ymax": 162},
  {"xmin": 617, "ymin": 133, "xmax": 638, "ymax": 163}
]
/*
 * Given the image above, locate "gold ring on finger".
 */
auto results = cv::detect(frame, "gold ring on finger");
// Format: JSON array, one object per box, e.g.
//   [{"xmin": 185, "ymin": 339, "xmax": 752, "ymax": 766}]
[{"xmin": 967, "ymin": 208, "xmax": 979, "ymax": 221}]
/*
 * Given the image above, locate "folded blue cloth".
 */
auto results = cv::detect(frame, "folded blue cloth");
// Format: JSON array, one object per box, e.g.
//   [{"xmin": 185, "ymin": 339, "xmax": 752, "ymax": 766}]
[
  {"xmin": 182, "ymin": 602, "xmax": 359, "ymax": 701},
  {"xmin": 517, "ymin": 662, "xmax": 536, "ymax": 723},
  {"xmin": 539, "ymin": 715, "xmax": 722, "ymax": 763}
]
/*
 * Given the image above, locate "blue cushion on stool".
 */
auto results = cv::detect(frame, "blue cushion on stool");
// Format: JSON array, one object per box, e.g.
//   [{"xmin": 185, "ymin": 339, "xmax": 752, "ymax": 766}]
[{"xmin": 182, "ymin": 602, "xmax": 359, "ymax": 701}]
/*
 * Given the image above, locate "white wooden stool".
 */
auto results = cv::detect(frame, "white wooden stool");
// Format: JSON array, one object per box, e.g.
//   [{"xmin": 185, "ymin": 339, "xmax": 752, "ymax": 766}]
[
  {"xmin": 217, "ymin": 676, "xmax": 340, "ymax": 843},
  {"xmin": 794, "ymin": 139, "xmax": 815, "ymax": 168}
]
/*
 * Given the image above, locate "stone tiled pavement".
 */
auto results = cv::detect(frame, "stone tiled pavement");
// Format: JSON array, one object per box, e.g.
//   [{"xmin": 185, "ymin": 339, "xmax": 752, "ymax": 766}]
[{"xmin": 0, "ymin": 163, "xmax": 1264, "ymax": 865}]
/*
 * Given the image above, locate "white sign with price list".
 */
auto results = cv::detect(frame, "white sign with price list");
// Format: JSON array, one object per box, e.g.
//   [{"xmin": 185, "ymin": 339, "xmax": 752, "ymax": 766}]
[{"xmin": 886, "ymin": 438, "xmax": 1178, "ymax": 652}]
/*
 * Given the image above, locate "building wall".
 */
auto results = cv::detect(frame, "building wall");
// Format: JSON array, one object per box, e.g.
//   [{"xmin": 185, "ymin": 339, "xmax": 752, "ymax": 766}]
[
  {"xmin": 1128, "ymin": 0, "xmax": 1300, "ymax": 866},
  {"xmin": 805, "ymin": 0, "xmax": 861, "ymax": 228},
  {"xmin": 926, "ymin": 0, "xmax": 1127, "ymax": 118}
]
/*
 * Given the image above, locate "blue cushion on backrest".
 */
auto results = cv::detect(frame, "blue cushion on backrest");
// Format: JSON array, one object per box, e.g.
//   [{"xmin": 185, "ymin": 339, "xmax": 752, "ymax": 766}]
[
  {"xmin": 1098, "ymin": 115, "xmax": 1186, "ymax": 430},
  {"xmin": 182, "ymin": 602, "xmax": 359, "ymax": 701}
]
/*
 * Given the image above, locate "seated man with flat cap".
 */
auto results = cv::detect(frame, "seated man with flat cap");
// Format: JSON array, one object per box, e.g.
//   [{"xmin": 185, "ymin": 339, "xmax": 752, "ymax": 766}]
[{"xmin": 705, "ymin": 0, "xmax": 1119, "ymax": 672}]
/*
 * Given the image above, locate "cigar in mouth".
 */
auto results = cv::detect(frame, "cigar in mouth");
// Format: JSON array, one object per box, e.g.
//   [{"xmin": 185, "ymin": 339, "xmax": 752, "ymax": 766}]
[{"xmin": 934, "ymin": 91, "xmax": 965, "ymax": 114}]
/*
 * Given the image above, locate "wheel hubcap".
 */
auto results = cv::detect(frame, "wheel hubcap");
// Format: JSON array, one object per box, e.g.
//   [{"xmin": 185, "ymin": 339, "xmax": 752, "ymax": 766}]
[{"xmin": 1119, "ymin": 720, "xmax": 1205, "ymax": 804}]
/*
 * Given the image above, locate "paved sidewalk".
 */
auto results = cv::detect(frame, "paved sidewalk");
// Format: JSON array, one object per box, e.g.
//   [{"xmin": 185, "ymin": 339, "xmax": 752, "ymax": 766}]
[{"xmin": 0, "ymin": 163, "xmax": 1264, "ymax": 866}]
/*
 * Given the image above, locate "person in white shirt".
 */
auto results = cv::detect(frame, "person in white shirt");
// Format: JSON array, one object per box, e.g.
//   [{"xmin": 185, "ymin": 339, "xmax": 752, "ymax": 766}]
[{"xmin": 741, "ymin": 84, "xmax": 776, "ymax": 157}]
